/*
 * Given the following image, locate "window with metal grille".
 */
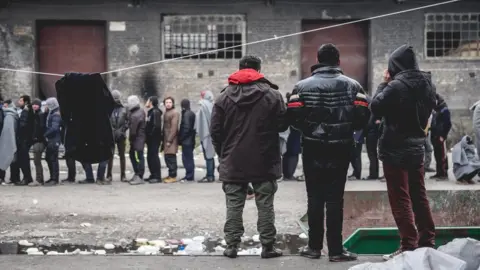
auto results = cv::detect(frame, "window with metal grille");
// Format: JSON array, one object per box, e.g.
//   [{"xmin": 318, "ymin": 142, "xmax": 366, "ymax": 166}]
[
  {"xmin": 425, "ymin": 13, "xmax": 480, "ymax": 59},
  {"xmin": 162, "ymin": 15, "xmax": 246, "ymax": 60}
]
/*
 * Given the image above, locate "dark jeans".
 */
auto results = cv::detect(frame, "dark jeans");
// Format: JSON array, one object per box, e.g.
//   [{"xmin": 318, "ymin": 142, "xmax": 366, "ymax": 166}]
[
  {"xmin": 223, "ymin": 180, "xmax": 278, "ymax": 247},
  {"xmin": 182, "ymin": 144, "xmax": 195, "ymax": 180},
  {"xmin": 282, "ymin": 154, "xmax": 299, "ymax": 179},
  {"xmin": 0, "ymin": 169, "xmax": 5, "ymax": 180},
  {"xmin": 350, "ymin": 142, "xmax": 363, "ymax": 179},
  {"xmin": 432, "ymin": 136, "xmax": 448, "ymax": 176},
  {"xmin": 32, "ymin": 142, "xmax": 45, "ymax": 182},
  {"xmin": 107, "ymin": 139, "xmax": 126, "ymax": 178},
  {"xmin": 202, "ymin": 143, "xmax": 215, "ymax": 179},
  {"xmin": 82, "ymin": 161, "xmax": 108, "ymax": 180},
  {"xmin": 146, "ymin": 139, "xmax": 161, "ymax": 179},
  {"xmin": 302, "ymin": 141, "xmax": 351, "ymax": 256},
  {"xmin": 65, "ymin": 156, "xmax": 76, "ymax": 180},
  {"xmin": 10, "ymin": 142, "xmax": 33, "ymax": 182},
  {"xmin": 366, "ymin": 133, "xmax": 380, "ymax": 178},
  {"xmin": 129, "ymin": 149, "xmax": 145, "ymax": 178},
  {"xmin": 383, "ymin": 162, "xmax": 436, "ymax": 250},
  {"xmin": 45, "ymin": 142, "xmax": 60, "ymax": 181},
  {"xmin": 164, "ymin": 154, "xmax": 177, "ymax": 178}
]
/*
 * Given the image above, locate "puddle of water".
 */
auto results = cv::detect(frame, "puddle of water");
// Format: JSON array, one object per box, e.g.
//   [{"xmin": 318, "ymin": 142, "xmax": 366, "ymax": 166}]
[{"xmin": 0, "ymin": 234, "xmax": 308, "ymax": 256}]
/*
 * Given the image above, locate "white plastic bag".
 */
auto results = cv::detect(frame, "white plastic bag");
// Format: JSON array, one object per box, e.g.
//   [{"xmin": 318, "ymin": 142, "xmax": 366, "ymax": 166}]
[
  {"xmin": 349, "ymin": 248, "xmax": 466, "ymax": 270},
  {"xmin": 437, "ymin": 238, "xmax": 480, "ymax": 270}
]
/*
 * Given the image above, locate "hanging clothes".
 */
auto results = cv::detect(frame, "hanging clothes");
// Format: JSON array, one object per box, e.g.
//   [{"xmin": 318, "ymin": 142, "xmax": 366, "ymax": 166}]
[{"xmin": 56, "ymin": 73, "xmax": 115, "ymax": 164}]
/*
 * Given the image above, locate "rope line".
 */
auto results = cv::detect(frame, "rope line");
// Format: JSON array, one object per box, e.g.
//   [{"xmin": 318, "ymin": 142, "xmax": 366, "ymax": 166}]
[{"xmin": 0, "ymin": 0, "xmax": 462, "ymax": 77}]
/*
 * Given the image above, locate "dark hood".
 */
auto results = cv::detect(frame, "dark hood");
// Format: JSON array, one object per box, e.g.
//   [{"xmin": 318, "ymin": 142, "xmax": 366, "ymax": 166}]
[
  {"xmin": 181, "ymin": 99, "xmax": 191, "ymax": 110},
  {"xmin": 226, "ymin": 69, "xmax": 278, "ymax": 107},
  {"xmin": 435, "ymin": 92, "xmax": 447, "ymax": 111},
  {"xmin": 388, "ymin": 45, "xmax": 419, "ymax": 78}
]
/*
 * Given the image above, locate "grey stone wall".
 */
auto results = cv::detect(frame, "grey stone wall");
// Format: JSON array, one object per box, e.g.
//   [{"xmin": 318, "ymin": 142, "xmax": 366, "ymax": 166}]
[{"xmin": 0, "ymin": 0, "xmax": 478, "ymax": 144}]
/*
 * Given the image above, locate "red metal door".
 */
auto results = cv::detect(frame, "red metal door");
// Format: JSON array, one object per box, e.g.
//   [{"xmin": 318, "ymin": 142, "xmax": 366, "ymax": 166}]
[
  {"xmin": 37, "ymin": 21, "xmax": 107, "ymax": 98},
  {"xmin": 301, "ymin": 20, "xmax": 369, "ymax": 90}
]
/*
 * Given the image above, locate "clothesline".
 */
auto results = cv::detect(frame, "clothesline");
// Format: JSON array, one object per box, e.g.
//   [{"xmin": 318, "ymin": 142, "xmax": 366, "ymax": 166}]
[{"xmin": 0, "ymin": 0, "xmax": 461, "ymax": 77}]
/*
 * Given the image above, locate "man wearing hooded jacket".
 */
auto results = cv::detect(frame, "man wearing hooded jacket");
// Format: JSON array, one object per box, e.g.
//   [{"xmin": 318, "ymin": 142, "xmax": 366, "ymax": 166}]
[
  {"xmin": 430, "ymin": 93, "xmax": 452, "ymax": 180},
  {"xmin": 370, "ymin": 45, "xmax": 437, "ymax": 260},
  {"xmin": 107, "ymin": 90, "xmax": 129, "ymax": 182},
  {"xmin": 211, "ymin": 55, "xmax": 287, "ymax": 259}
]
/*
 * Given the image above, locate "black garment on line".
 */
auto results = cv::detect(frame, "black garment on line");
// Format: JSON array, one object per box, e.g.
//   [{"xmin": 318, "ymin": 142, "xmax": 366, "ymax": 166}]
[{"xmin": 56, "ymin": 73, "xmax": 115, "ymax": 164}]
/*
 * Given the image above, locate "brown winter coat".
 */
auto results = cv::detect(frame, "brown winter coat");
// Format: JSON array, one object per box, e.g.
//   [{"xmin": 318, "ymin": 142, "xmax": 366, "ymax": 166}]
[
  {"xmin": 128, "ymin": 106, "xmax": 146, "ymax": 152},
  {"xmin": 163, "ymin": 108, "xmax": 180, "ymax": 155},
  {"xmin": 210, "ymin": 68, "xmax": 288, "ymax": 183}
]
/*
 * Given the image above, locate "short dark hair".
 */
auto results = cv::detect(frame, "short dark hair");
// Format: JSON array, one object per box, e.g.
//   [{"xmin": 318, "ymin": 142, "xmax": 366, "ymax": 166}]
[
  {"xmin": 4, "ymin": 99, "xmax": 12, "ymax": 105},
  {"xmin": 148, "ymin": 96, "xmax": 159, "ymax": 107},
  {"xmin": 20, "ymin": 94, "xmax": 31, "ymax": 104},
  {"xmin": 317, "ymin": 43, "xmax": 340, "ymax": 66},
  {"xmin": 239, "ymin": 56, "xmax": 261, "ymax": 71},
  {"xmin": 163, "ymin": 96, "xmax": 175, "ymax": 106}
]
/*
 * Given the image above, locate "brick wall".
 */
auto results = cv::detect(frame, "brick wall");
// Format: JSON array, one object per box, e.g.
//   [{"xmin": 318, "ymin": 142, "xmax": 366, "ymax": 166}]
[{"xmin": 0, "ymin": 0, "xmax": 479, "ymax": 144}]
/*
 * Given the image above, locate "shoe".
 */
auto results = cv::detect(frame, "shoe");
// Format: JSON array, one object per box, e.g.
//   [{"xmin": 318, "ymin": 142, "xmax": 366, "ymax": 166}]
[
  {"xmin": 96, "ymin": 179, "xmax": 111, "ymax": 185},
  {"xmin": 348, "ymin": 175, "xmax": 360, "ymax": 181},
  {"xmin": 43, "ymin": 180, "xmax": 58, "ymax": 187},
  {"xmin": 129, "ymin": 176, "xmax": 145, "ymax": 185},
  {"xmin": 198, "ymin": 177, "xmax": 214, "ymax": 183},
  {"xmin": 78, "ymin": 179, "xmax": 95, "ymax": 184},
  {"xmin": 223, "ymin": 245, "xmax": 238, "ymax": 258},
  {"xmin": 14, "ymin": 179, "xmax": 31, "ymax": 186},
  {"xmin": 329, "ymin": 249, "xmax": 358, "ymax": 262},
  {"xmin": 456, "ymin": 180, "xmax": 469, "ymax": 185},
  {"xmin": 299, "ymin": 246, "xmax": 322, "ymax": 259},
  {"xmin": 106, "ymin": 176, "xmax": 112, "ymax": 182},
  {"xmin": 61, "ymin": 178, "xmax": 75, "ymax": 184},
  {"xmin": 260, "ymin": 245, "xmax": 283, "ymax": 259},
  {"xmin": 163, "ymin": 177, "xmax": 177, "ymax": 183},
  {"xmin": 430, "ymin": 174, "xmax": 448, "ymax": 181},
  {"xmin": 28, "ymin": 181, "xmax": 42, "ymax": 187},
  {"xmin": 120, "ymin": 175, "xmax": 128, "ymax": 182},
  {"xmin": 145, "ymin": 176, "xmax": 153, "ymax": 181},
  {"xmin": 424, "ymin": 167, "xmax": 436, "ymax": 173},
  {"xmin": 148, "ymin": 178, "xmax": 162, "ymax": 184},
  {"xmin": 465, "ymin": 179, "xmax": 476, "ymax": 184},
  {"xmin": 382, "ymin": 249, "xmax": 403, "ymax": 261},
  {"xmin": 362, "ymin": 176, "xmax": 379, "ymax": 180}
]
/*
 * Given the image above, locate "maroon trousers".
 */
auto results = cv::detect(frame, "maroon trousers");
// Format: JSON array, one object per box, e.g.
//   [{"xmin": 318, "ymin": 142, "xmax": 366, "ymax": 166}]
[{"xmin": 383, "ymin": 163, "xmax": 436, "ymax": 251}]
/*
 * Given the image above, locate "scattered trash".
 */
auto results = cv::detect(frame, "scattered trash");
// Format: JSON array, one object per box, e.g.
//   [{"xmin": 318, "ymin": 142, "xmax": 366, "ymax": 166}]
[
  {"xmin": 46, "ymin": 251, "xmax": 59, "ymax": 255},
  {"xmin": 104, "ymin": 243, "xmax": 115, "ymax": 250},
  {"xmin": 137, "ymin": 245, "xmax": 160, "ymax": 255},
  {"xmin": 94, "ymin": 250, "xmax": 106, "ymax": 255},
  {"xmin": 181, "ymin": 238, "xmax": 193, "ymax": 245},
  {"xmin": 214, "ymin": 245, "xmax": 226, "ymax": 252},
  {"xmin": 252, "ymin": 235, "xmax": 260, "ymax": 242},
  {"xmin": 299, "ymin": 233, "xmax": 308, "ymax": 239},
  {"xmin": 438, "ymin": 238, "xmax": 480, "ymax": 270},
  {"xmin": 80, "ymin": 223, "xmax": 91, "ymax": 228},
  {"xmin": 26, "ymin": 248, "xmax": 39, "ymax": 254},
  {"xmin": 136, "ymin": 238, "xmax": 149, "ymax": 245},
  {"xmin": 237, "ymin": 249, "xmax": 250, "ymax": 256},
  {"xmin": 18, "ymin": 240, "xmax": 34, "ymax": 247},
  {"xmin": 184, "ymin": 240, "xmax": 205, "ymax": 254},
  {"xmin": 192, "ymin": 236, "xmax": 205, "ymax": 242},
  {"xmin": 175, "ymin": 250, "xmax": 188, "ymax": 256},
  {"xmin": 148, "ymin": 240, "xmax": 166, "ymax": 248},
  {"xmin": 28, "ymin": 251, "xmax": 44, "ymax": 256},
  {"xmin": 79, "ymin": 251, "xmax": 93, "ymax": 255},
  {"xmin": 32, "ymin": 199, "xmax": 38, "ymax": 205},
  {"xmin": 220, "ymin": 239, "xmax": 227, "ymax": 246},
  {"xmin": 72, "ymin": 249, "xmax": 81, "ymax": 255},
  {"xmin": 68, "ymin": 213, "xmax": 78, "ymax": 217}
]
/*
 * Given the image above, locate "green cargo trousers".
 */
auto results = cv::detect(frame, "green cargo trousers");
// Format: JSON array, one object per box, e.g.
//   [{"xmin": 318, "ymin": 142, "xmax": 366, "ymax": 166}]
[{"xmin": 223, "ymin": 180, "xmax": 278, "ymax": 247}]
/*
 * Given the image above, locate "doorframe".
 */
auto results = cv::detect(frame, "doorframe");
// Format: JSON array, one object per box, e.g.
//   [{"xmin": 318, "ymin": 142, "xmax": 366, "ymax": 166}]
[
  {"xmin": 300, "ymin": 19, "xmax": 371, "ymax": 91},
  {"xmin": 35, "ymin": 20, "xmax": 108, "ymax": 99}
]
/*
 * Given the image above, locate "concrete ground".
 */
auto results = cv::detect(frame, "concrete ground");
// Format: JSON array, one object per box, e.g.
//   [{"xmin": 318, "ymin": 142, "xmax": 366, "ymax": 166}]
[{"xmin": 0, "ymin": 255, "xmax": 381, "ymax": 270}]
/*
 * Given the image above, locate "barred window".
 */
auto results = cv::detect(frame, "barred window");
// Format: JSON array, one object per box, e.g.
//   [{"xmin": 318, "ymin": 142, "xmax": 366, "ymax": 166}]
[
  {"xmin": 425, "ymin": 13, "xmax": 480, "ymax": 58},
  {"xmin": 162, "ymin": 15, "xmax": 246, "ymax": 60}
]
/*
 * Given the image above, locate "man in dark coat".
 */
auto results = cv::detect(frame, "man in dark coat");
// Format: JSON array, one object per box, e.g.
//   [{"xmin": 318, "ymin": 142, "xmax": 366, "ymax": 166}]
[
  {"xmin": 211, "ymin": 56, "xmax": 287, "ymax": 259},
  {"xmin": 287, "ymin": 44, "xmax": 369, "ymax": 262},
  {"xmin": 43, "ymin": 97, "xmax": 62, "ymax": 186},
  {"xmin": 107, "ymin": 90, "xmax": 129, "ymax": 182},
  {"xmin": 29, "ymin": 98, "xmax": 46, "ymax": 186},
  {"xmin": 11, "ymin": 94, "xmax": 34, "ymax": 185},
  {"xmin": 364, "ymin": 114, "xmax": 383, "ymax": 180},
  {"xmin": 349, "ymin": 129, "xmax": 364, "ymax": 180},
  {"xmin": 282, "ymin": 129, "xmax": 302, "ymax": 181},
  {"xmin": 179, "ymin": 99, "xmax": 196, "ymax": 182},
  {"xmin": 127, "ymin": 95, "xmax": 146, "ymax": 185},
  {"xmin": 430, "ymin": 93, "xmax": 452, "ymax": 180},
  {"xmin": 370, "ymin": 45, "xmax": 437, "ymax": 260},
  {"xmin": 145, "ymin": 96, "xmax": 163, "ymax": 184}
]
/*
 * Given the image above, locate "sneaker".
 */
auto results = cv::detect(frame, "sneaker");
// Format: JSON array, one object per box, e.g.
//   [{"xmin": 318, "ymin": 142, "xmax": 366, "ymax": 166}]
[
  {"xmin": 424, "ymin": 167, "xmax": 436, "ymax": 173},
  {"xmin": 43, "ymin": 180, "xmax": 58, "ymax": 187},
  {"xmin": 163, "ymin": 177, "xmax": 177, "ymax": 183},
  {"xmin": 120, "ymin": 175, "xmax": 128, "ymax": 182},
  {"xmin": 28, "ymin": 181, "xmax": 42, "ymax": 187},
  {"xmin": 329, "ymin": 249, "xmax": 358, "ymax": 262},
  {"xmin": 96, "ymin": 179, "xmax": 111, "ymax": 185},
  {"xmin": 148, "ymin": 178, "xmax": 162, "ymax": 184},
  {"xmin": 129, "ymin": 176, "xmax": 145, "ymax": 185},
  {"xmin": 223, "ymin": 245, "xmax": 238, "ymax": 258},
  {"xmin": 78, "ymin": 179, "xmax": 95, "ymax": 184},
  {"xmin": 430, "ymin": 174, "xmax": 448, "ymax": 181},
  {"xmin": 299, "ymin": 246, "xmax": 322, "ymax": 259},
  {"xmin": 61, "ymin": 178, "xmax": 75, "ymax": 184},
  {"xmin": 198, "ymin": 177, "xmax": 214, "ymax": 183},
  {"xmin": 261, "ymin": 245, "xmax": 283, "ymax": 259},
  {"xmin": 382, "ymin": 249, "xmax": 403, "ymax": 261},
  {"xmin": 348, "ymin": 175, "xmax": 360, "ymax": 181}
]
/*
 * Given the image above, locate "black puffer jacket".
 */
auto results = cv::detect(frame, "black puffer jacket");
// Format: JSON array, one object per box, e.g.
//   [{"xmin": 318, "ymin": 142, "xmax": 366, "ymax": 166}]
[
  {"xmin": 179, "ymin": 99, "xmax": 196, "ymax": 146},
  {"xmin": 288, "ymin": 65, "xmax": 370, "ymax": 145},
  {"xmin": 370, "ymin": 45, "xmax": 437, "ymax": 168}
]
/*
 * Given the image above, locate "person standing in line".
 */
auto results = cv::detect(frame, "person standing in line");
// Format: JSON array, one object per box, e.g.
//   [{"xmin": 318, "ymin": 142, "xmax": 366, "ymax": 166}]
[
  {"xmin": 0, "ymin": 101, "xmax": 19, "ymax": 185},
  {"xmin": 11, "ymin": 95, "xmax": 34, "ymax": 185},
  {"xmin": 211, "ymin": 55, "xmax": 287, "ymax": 259},
  {"xmin": 78, "ymin": 161, "xmax": 109, "ymax": 185},
  {"xmin": 282, "ymin": 94, "xmax": 302, "ymax": 182},
  {"xmin": 196, "ymin": 91, "xmax": 216, "ymax": 183},
  {"xmin": 60, "ymin": 117, "xmax": 77, "ymax": 184},
  {"xmin": 424, "ymin": 113, "xmax": 435, "ymax": 173},
  {"xmin": 179, "ymin": 99, "xmax": 196, "ymax": 182},
  {"xmin": 145, "ymin": 96, "xmax": 163, "ymax": 184},
  {"xmin": 29, "ymin": 99, "xmax": 46, "ymax": 186},
  {"xmin": 348, "ymin": 129, "xmax": 364, "ymax": 180},
  {"xmin": 43, "ymin": 97, "xmax": 62, "ymax": 186},
  {"xmin": 430, "ymin": 93, "xmax": 452, "ymax": 180},
  {"xmin": 370, "ymin": 45, "xmax": 437, "ymax": 260},
  {"xmin": 162, "ymin": 97, "xmax": 180, "ymax": 183},
  {"xmin": 287, "ymin": 44, "xmax": 370, "ymax": 262},
  {"xmin": 127, "ymin": 95, "xmax": 146, "ymax": 185},
  {"xmin": 106, "ymin": 90, "xmax": 129, "ymax": 182},
  {"xmin": 364, "ymin": 114, "xmax": 383, "ymax": 180}
]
